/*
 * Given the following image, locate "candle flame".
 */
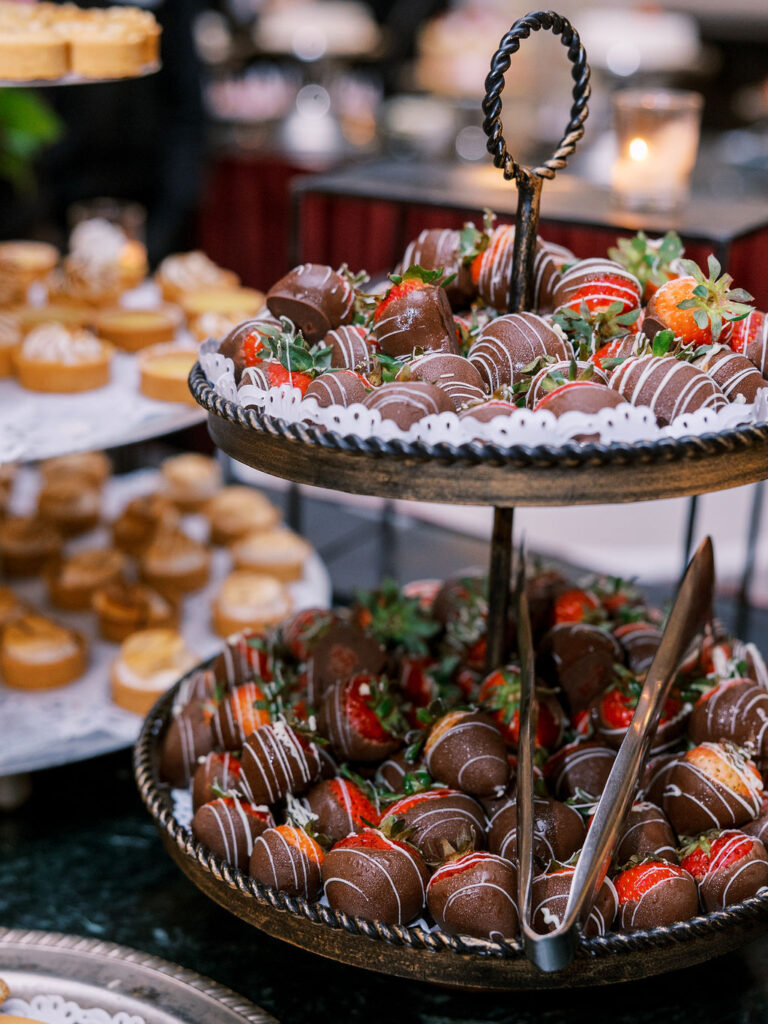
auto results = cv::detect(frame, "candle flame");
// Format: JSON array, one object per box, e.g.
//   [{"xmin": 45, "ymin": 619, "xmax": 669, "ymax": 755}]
[{"xmin": 629, "ymin": 137, "xmax": 649, "ymax": 162}]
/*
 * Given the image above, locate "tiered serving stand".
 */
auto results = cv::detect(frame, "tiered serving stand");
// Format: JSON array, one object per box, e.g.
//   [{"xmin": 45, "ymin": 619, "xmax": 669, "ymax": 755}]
[{"xmin": 136, "ymin": 11, "xmax": 768, "ymax": 989}]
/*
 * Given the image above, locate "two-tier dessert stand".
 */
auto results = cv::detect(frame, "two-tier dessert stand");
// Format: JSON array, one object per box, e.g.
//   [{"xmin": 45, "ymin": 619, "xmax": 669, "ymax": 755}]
[{"xmin": 136, "ymin": 10, "xmax": 768, "ymax": 989}]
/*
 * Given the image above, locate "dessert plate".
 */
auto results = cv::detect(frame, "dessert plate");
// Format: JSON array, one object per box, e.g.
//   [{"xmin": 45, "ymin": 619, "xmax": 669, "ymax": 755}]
[
  {"xmin": 135, "ymin": 663, "xmax": 768, "ymax": 992},
  {"xmin": 0, "ymin": 468, "xmax": 331, "ymax": 778},
  {"xmin": 0, "ymin": 928, "xmax": 275, "ymax": 1024},
  {"xmin": 0, "ymin": 63, "xmax": 161, "ymax": 88}
]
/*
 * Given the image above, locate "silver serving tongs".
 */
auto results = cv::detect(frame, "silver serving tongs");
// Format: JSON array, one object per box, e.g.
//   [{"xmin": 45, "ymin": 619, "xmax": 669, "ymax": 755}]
[{"xmin": 515, "ymin": 536, "xmax": 715, "ymax": 972}]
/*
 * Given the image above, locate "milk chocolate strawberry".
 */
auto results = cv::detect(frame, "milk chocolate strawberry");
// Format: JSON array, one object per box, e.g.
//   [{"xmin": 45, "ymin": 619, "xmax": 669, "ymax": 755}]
[
  {"xmin": 688, "ymin": 678, "xmax": 768, "ymax": 756},
  {"xmin": 323, "ymin": 827, "xmax": 429, "ymax": 925},
  {"xmin": 468, "ymin": 312, "xmax": 570, "ymax": 392},
  {"xmin": 488, "ymin": 796, "xmax": 586, "ymax": 866},
  {"xmin": 478, "ymin": 666, "xmax": 565, "ymax": 751},
  {"xmin": 427, "ymin": 852, "xmax": 519, "ymax": 940},
  {"xmin": 537, "ymin": 623, "xmax": 623, "ymax": 713},
  {"xmin": 383, "ymin": 788, "xmax": 485, "ymax": 863},
  {"xmin": 531, "ymin": 865, "xmax": 617, "ymax": 937},
  {"xmin": 681, "ymin": 829, "xmax": 768, "ymax": 911},
  {"xmin": 614, "ymin": 860, "xmax": 698, "ymax": 931},
  {"xmin": 526, "ymin": 360, "xmax": 608, "ymax": 410},
  {"xmin": 424, "ymin": 710, "xmax": 509, "ymax": 796},
  {"xmin": 613, "ymin": 622, "xmax": 662, "ymax": 675},
  {"xmin": 306, "ymin": 776, "xmax": 380, "ymax": 843},
  {"xmin": 373, "ymin": 266, "xmax": 459, "ymax": 359},
  {"xmin": 543, "ymin": 740, "xmax": 616, "ymax": 801},
  {"xmin": 640, "ymin": 752, "xmax": 680, "ymax": 807},
  {"xmin": 376, "ymin": 748, "xmax": 424, "ymax": 793},
  {"xmin": 615, "ymin": 802, "xmax": 678, "ymax": 866},
  {"xmin": 590, "ymin": 671, "xmax": 688, "ymax": 753},
  {"xmin": 306, "ymin": 622, "xmax": 386, "ymax": 704},
  {"xmin": 742, "ymin": 795, "xmax": 768, "ymax": 846},
  {"xmin": 608, "ymin": 231, "xmax": 684, "ymax": 302},
  {"xmin": 211, "ymin": 682, "xmax": 271, "ymax": 751},
  {"xmin": 192, "ymin": 796, "xmax": 274, "ymax": 870},
  {"xmin": 553, "ymin": 258, "xmax": 641, "ymax": 317},
  {"xmin": 319, "ymin": 675, "xmax": 404, "ymax": 762},
  {"xmin": 192, "ymin": 751, "xmax": 243, "ymax": 811},
  {"xmin": 249, "ymin": 824, "xmax": 325, "ymax": 899},
  {"xmin": 218, "ymin": 314, "xmax": 279, "ymax": 381},
  {"xmin": 323, "ymin": 324, "xmax": 375, "ymax": 373},
  {"xmin": 433, "ymin": 576, "xmax": 489, "ymax": 670},
  {"xmin": 663, "ymin": 742, "xmax": 764, "ymax": 835},
  {"xmin": 400, "ymin": 226, "xmax": 478, "ymax": 310},
  {"xmin": 266, "ymin": 263, "xmax": 355, "ymax": 344},
  {"xmin": 160, "ymin": 698, "xmax": 215, "ymax": 787},
  {"xmin": 646, "ymin": 255, "xmax": 753, "ymax": 348},
  {"xmin": 241, "ymin": 719, "xmax": 321, "ymax": 804}
]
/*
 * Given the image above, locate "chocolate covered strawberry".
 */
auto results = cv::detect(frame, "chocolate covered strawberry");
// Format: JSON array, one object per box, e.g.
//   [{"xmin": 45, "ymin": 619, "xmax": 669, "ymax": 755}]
[
  {"xmin": 537, "ymin": 623, "xmax": 623, "ymax": 714},
  {"xmin": 424, "ymin": 709, "xmax": 509, "ymax": 796},
  {"xmin": 192, "ymin": 751, "xmax": 243, "ymax": 811},
  {"xmin": 160, "ymin": 697, "xmax": 215, "ymax": 787},
  {"xmin": 646, "ymin": 255, "xmax": 753, "ymax": 348},
  {"xmin": 212, "ymin": 632, "xmax": 273, "ymax": 690},
  {"xmin": 355, "ymin": 578, "xmax": 440, "ymax": 658},
  {"xmin": 306, "ymin": 776, "xmax": 380, "ymax": 843},
  {"xmin": 306, "ymin": 622, "xmax": 386, "ymax": 704},
  {"xmin": 531, "ymin": 864, "xmax": 617, "ymax": 937},
  {"xmin": 319, "ymin": 674, "xmax": 404, "ymax": 762},
  {"xmin": 590, "ymin": 670, "xmax": 688, "ymax": 753},
  {"xmin": 543, "ymin": 740, "xmax": 616, "ymax": 801},
  {"xmin": 211, "ymin": 682, "xmax": 271, "ymax": 751},
  {"xmin": 488, "ymin": 796, "xmax": 586, "ymax": 866},
  {"xmin": 427, "ymin": 851, "xmax": 519, "ymax": 940},
  {"xmin": 192, "ymin": 796, "xmax": 274, "ymax": 870},
  {"xmin": 241, "ymin": 719, "xmax": 321, "ymax": 804},
  {"xmin": 279, "ymin": 607, "xmax": 339, "ymax": 662},
  {"xmin": 551, "ymin": 587, "xmax": 602, "ymax": 626},
  {"xmin": 688, "ymin": 678, "xmax": 768, "ymax": 756},
  {"xmin": 613, "ymin": 621, "xmax": 662, "ymax": 675},
  {"xmin": 553, "ymin": 258, "xmax": 641, "ymax": 317},
  {"xmin": 249, "ymin": 824, "xmax": 325, "ymax": 899},
  {"xmin": 323, "ymin": 827, "xmax": 429, "ymax": 925},
  {"xmin": 266, "ymin": 263, "xmax": 355, "ymax": 344},
  {"xmin": 663, "ymin": 741, "xmax": 764, "ymax": 835},
  {"xmin": 681, "ymin": 829, "xmax": 768, "ymax": 911},
  {"xmin": 614, "ymin": 860, "xmax": 698, "ymax": 931},
  {"xmin": 478, "ymin": 665, "xmax": 565, "ymax": 751},
  {"xmin": 615, "ymin": 802, "xmax": 678, "ymax": 866},
  {"xmin": 373, "ymin": 266, "xmax": 459, "ymax": 359},
  {"xmin": 383, "ymin": 788, "xmax": 485, "ymax": 863},
  {"xmin": 432, "ymin": 576, "xmax": 489, "ymax": 670}
]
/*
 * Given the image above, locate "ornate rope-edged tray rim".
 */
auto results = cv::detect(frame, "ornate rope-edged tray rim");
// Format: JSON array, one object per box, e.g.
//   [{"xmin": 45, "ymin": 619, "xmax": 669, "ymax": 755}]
[
  {"xmin": 189, "ymin": 363, "xmax": 768, "ymax": 470},
  {"xmin": 0, "ymin": 926, "xmax": 276, "ymax": 1023},
  {"xmin": 134, "ymin": 661, "xmax": 768, "ymax": 965}
]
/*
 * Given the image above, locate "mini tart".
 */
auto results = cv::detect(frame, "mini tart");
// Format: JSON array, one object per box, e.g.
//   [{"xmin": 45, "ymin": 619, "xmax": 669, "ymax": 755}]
[
  {"xmin": 110, "ymin": 627, "xmax": 197, "ymax": 715},
  {"xmin": 40, "ymin": 450, "xmax": 111, "ymax": 488},
  {"xmin": 211, "ymin": 570, "xmax": 292, "ymax": 638},
  {"xmin": 69, "ymin": 27, "xmax": 147, "ymax": 79},
  {"xmin": 0, "ymin": 461, "xmax": 16, "ymax": 511},
  {"xmin": 1, "ymin": 613, "xmax": 87, "ymax": 690},
  {"xmin": 0, "ymin": 516, "xmax": 61, "ymax": 577},
  {"xmin": 179, "ymin": 287, "xmax": 265, "ymax": 324},
  {"xmin": 14, "ymin": 303, "xmax": 99, "ymax": 333},
  {"xmin": 155, "ymin": 251, "xmax": 240, "ymax": 303},
  {"xmin": 0, "ymin": 310, "xmax": 21, "ymax": 376},
  {"xmin": 92, "ymin": 580, "xmax": 177, "ymax": 643},
  {"xmin": 140, "ymin": 527, "xmax": 211, "ymax": 598},
  {"xmin": 0, "ymin": 585, "xmax": 29, "ymax": 629},
  {"xmin": 111, "ymin": 493, "xmax": 179, "ymax": 556},
  {"xmin": 232, "ymin": 527, "xmax": 311, "ymax": 582},
  {"xmin": 96, "ymin": 308, "xmax": 177, "ymax": 352},
  {"xmin": 14, "ymin": 324, "xmax": 112, "ymax": 393},
  {"xmin": 0, "ymin": 30, "xmax": 68, "ymax": 80},
  {"xmin": 160, "ymin": 452, "xmax": 223, "ymax": 511},
  {"xmin": 204, "ymin": 486, "xmax": 281, "ymax": 546},
  {"xmin": 37, "ymin": 478, "xmax": 101, "ymax": 535},
  {"xmin": 0, "ymin": 240, "xmax": 58, "ymax": 285},
  {"xmin": 138, "ymin": 343, "xmax": 198, "ymax": 404},
  {"xmin": 47, "ymin": 547, "xmax": 126, "ymax": 611}
]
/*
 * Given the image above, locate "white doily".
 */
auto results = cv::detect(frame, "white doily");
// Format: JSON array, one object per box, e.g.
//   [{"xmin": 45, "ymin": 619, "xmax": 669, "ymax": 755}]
[
  {"xmin": 1, "ymin": 994, "xmax": 144, "ymax": 1024},
  {"xmin": 199, "ymin": 344, "xmax": 768, "ymax": 448}
]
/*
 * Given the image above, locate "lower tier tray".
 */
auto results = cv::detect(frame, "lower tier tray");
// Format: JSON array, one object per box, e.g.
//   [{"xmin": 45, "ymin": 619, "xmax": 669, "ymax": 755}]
[{"xmin": 134, "ymin": 662, "xmax": 768, "ymax": 991}]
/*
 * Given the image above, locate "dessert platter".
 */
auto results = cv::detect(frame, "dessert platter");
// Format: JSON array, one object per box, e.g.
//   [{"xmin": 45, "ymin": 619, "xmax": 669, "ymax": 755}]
[
  {"xmin": 132, "ymin": 8, "xmax": 768, "ymax": 992},
  {"xmin": 0, "ymin": 928, "xmax": 275, "ymax": 1023},
  {"xmin": 0, "ymin": 454, "xmax": 330, "ymax": 777}
]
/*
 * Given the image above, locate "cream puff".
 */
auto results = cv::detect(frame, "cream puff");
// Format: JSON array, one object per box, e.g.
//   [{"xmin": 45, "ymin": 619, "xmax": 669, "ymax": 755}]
[
  {"xmin": 110, "ymin": 627, "xmax": 197, "ymax": 714},
  {"xmin": 155, "ymin": 251, "xmax": 239, "ymax": 304},
  {"xmin": 211, "ymin": 570, "xmax": 291, "ymax": 638}
]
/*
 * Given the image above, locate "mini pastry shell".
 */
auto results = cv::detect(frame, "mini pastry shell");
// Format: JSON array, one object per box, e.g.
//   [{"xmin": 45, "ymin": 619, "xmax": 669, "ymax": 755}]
[
  {"xmin": 140, "ymin": 527, "xmax": 211, "ymax": 598},
  {"xmin": 204, "ymin": 486, "xmax": 281, "ymax": 546},
  {"xmin": 1, "ymin": 613, "xmax": 87, "ymax": 690},
  {"xmin": 96, "ymin": 308, "xmax": 177, "ymax": 351},
  {"xmin": 138, "ymin": 343, "xmax": 198, "ymax": 404},
  {"xmin": 232, "ymin": 527, "xmax": 311, "ymax": 582},
  {"xmin": 160, "ymin": 452, "xmax": 222, "ymax": 511},
  {"xmin": 211, "ymin": 569, "xmax": 292, "ymax": 638},
  {"xmin": 110, "ymin": 627, "xmax": 197, "ymax": 714},
  {"xmin": 47, "ymin": 547, "xmax": 126, "ymax": 611},
  {"xmin": 111, "ymin": 493, "xmax": 179, "ymax": 556},
  {"xmin": 92, "ymin": 580, "xmax": 177, "ymax": 643}
]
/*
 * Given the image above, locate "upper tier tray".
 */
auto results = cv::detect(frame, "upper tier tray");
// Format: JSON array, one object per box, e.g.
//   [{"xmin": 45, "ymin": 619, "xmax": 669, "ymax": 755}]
[
  {"xmin": 0, "ymin": 62, "xmax": 161, "ymax": 88},
  {"xmin": 190, "ymin": 364, "xmax": 768, "ymax": 508}
]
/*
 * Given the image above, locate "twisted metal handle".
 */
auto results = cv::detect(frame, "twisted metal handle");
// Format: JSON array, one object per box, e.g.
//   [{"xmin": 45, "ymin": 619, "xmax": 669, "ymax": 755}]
[{"xmin": 482, "ymin": 9, "xmax": 591, "ymax": 187}]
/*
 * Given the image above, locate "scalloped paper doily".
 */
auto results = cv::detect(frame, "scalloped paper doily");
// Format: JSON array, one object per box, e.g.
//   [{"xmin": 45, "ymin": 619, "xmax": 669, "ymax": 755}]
[
  {"xmin": 199, "ymin": 339, "xmax": 768, "ymax": 447},
  {"xmin": 1, "ymin": 994, "xmax": 144, "ymax": 1024}
]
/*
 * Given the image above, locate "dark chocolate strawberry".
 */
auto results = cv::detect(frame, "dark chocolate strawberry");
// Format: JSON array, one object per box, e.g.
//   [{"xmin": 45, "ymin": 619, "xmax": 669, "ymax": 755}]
[
  {"xmin": 531, "ymin": 865, "xmax": 617, "ymax": 937},
  {"xmin": 306, "ymin": 622, "xmax": 386, "ymax": 705},
  {"xmin": 323, "ymin": 827, "xmax": 429, "ymax": 925},
  {"xmin": 614, "ymin": 860, "xmax": 698, "ymax": 931},
  {"xmin": 160, "ymin": 698, "xmax": 215, "ymax": 787},
  {"xmin": 427, "ymin": 852, "xmax": 519, "ymax": 940},
  {"xmin": 424, "ymin": 710, "xmax": 509, "ymax": 796},
  {"xmin": 688, "ymin": 678, "xmax": 768, "ymax": 756},
  {"xmin": 613, "ymin": 622, "xmax": 662, "ymax": 675},
  {"xmin": 590, "ymin": 670, "xmax": 688, "ymax": 753},
  {"xmin": 383, "ymin": 788, "xmax": 485, "ymax": 864},
  {"xmin": 663, "ymin": 742, "xmax": 764, "ymax": 836},
  {"xmin": 681, "ymin": 829, "xmax": 768, "ymax": 911},
  {"xmin": 249, "ymin": 824, "xmax": 325, "ymax": 899},
  {"xmin": 279, "ymin": 607, "xmax": 339, "ymax": 663},
  {"xmin": 212, "ymin": 631, "xmax": 272, "ymax": 689},
  {"xmin": 306, "ymin": 776, "xmax": 380, "ymax": 843},
  {"xmin": 543, "ymin": 740, "xmax": 616, "ymax": 801},
  {"xmin": 192, "ymin": 796, "xmax": 274, "ymax": 870},
  {"xmin": 615, "ymin": 802, "xmax": 678, "ymax": 866},
  {"xmin": 537, "ymin": 623, "xmax": 623, "ymax": 714},
  {"xmin": 241, "ymin": 719, "xmax": 322, "ymax": 804},
  {"xmin": 211, "ymin": 682, "xmax": 271, "ymax": 751},
  {"xmin": 192, "ymin": 751, "xmax": 243, "ymax": 811},
  {"xmin": 373, "ymin": 266, "xmax": 459, "ymax": 359},
  {"xmin": 319, "ymin": 675, "xmax": 404, "ymax": 762},
  {"xmin": 266, "ymin": 263, "xmax": 355, "ymax": 344},
  {"xmin": 488, "ymin": 796, "xmax": 586, "ymax": 867},
  {"xmin": 478, "ymin": 665, "xmax": 565, "ymax": 751}
]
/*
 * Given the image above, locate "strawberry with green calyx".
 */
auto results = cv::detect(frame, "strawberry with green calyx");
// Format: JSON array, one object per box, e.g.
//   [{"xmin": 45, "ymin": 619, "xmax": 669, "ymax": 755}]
[
  {"xmin": 525, "ymin": 358, "xmax": 605, "ymax": 410},
  {"xmin": 590, "ymin": 664, "xmax": 688, "ymax": 752},
  {"xmin": 279, "ymin": 607, "xmax": 340, "ymax": 663},
  {"xmin": 647, "ymin": 255, "xmax": 754, "ymax": 347},
  {"xmin": 478, "ymin": 665, "xmax": 565, "ymax": 751},
  {"xmin": 460, "ymin": 209, "xmax": 496, "ymax": 268},
  {"xmin": 306, "ymin": 771, "xmax": 381, "ymax": 843},
  {"xmin": 680, "ymin": 829, "xmax": 768, "ymax": 911},
  {"xmin": 381, "ymin": 786, "xmax": 486, "ymax": 865},
  {"xmin": 552, "ymin": 299, "xmax": 641, "ymax": 356},
  {"xmin": 564, "ymin": 786, "xmax": 600, "ymax": 820},
  {"xmin": 365, "ymin": 351, "xmax": 408, "ymax": 386},
  {"xmin": 591, "ymin": 328, "xmax": 684, "ymax": 374},
  {"xmin": 608, "ymin": 230, "xmax": 684, "ymax": 302},
  {"xmin": 434, "ymin": 576, "xmax": 490, "ymax": 670},
  {"xmin": 614, "ymin": 859, "xmax": 698, "ymax": 931},
  {"xmin": 318, "ymin": 674, "xmax": 406, "ymax": 762},
  {"xmin": 354, "ymin": 578, "xmax": 440, "ymax": 657}
]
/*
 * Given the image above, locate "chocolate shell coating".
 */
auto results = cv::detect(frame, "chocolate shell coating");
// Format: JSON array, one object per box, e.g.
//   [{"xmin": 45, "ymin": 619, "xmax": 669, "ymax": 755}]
[
  {"xmin": 191, "ymin": 797, "xmax": 271, "ymax": 870},
  {"xmin": 305, "ymin": 370, "xmax": 368, "ymax": 409},
  {"xmin": 398, "ymin": 352, "xmax": 487, "ymax": 411},
  {"xmin": 614, "ymin": 622, "xmax": 662, "ymax": 675},
  {"xmin": 688, "ymin": 679, "xmax": 768, "ymax": 756},
  {"xmin": 305, "ymin": 778, "xmax": 377, "ymax": 844},
  {"xmin": 401, "ymin": 228, "xmax": 477, "ymax": 310},
  {"xmin": 468, "ymin": 313, "xmax": 570, "ymax": 392},
  {"xmin": 617, "ymin": 866, "xmax": 698, "ymax": 931},
  {"xmin": 692, "ymin": 346, "xmax": 768, "ymax": 403},
  {"xmin": 742, "ymin": 799, "xmax": 768, "ymax": 846},
  {"xmin": 615, "ymin": 802, "xmax": 678, "ymax": 866},
  {"xmin": 306, "ymin": 623, "xmax": 386, "ymax": 705},
  {"xmin": 173, "ymin": 668, "xmax": 216, "ymax": 713},
  {"xmin": 425, "ymin": 710, "xmax": 510, "ymax": 796},
  {"xmin": 427, "ymin": 852, "xmax": 519, "ymax": 940},
  {"xmin": 218, "ymin": 315, "xmax": 278, "ymax": 382},
  {"xmin": 323, "ymin": 832, "xmax": 429, "ymax": 925},
  {"xmin": 697, "ymin": 832, "xmax": 768, "ymax": 911},
  {"xmin": 249, "ymin": 826, "xmax": 323, "ymax": 899},
  {"xmin": 266, "ymin": 263, "xmax": 354, "ymax": 343},
  {"xmin": 324, "ymin": 325, "xmax": 374, "ymax": 373},
  {"xmin": 640, "ymin": 752, "xmax": 680, "ymax": 807},
  {"xmin": 527, "ymin": 361, "xmax": 608, "ymax": 409},
  {"xmin": 192, "ymin": 751, "xmax": 243, "ymax": 811},
  {"xmin": 211, "ymin": 682, "xmax": 267, "ymax": 751},
  {"xmin": 362, "ymin": 381, "xmax": 453, "ymax": 430},
  {"xmin": 544, "ymin": 741, "xmax": 616, "ymax": 801},
  {"xmin": 537, "ymin": 623, "xmax": 623, "ymax": 713},
  {"xmin": 537, "ymin": 382, "xmax": 624, "ymax": 419},
  {"xmin": 609, "ymin": 355, "xmax": 727, "ymax": 426},
  {"xmin": 373, "ymin": 283, "xmax": 459, "ymax": 358},
  {"xmin": 241, "ymin": 721, "xmax": 321, "ymax": 804},
  {"xmin": 552, "ymin": 258, "xmax": 641, "ymax": 312},
  {"xmin": 532, "ymin": 869, "xmax": 617, "ymax": 937},
  {"xmin": 212, "ymin": 636, "xmax": 268, "ymax": 691},
  {"xmin": 385, "ymin": 789, "xmax": 486, "ymax": 863},
  {"xmin": 318, "ymin": 679, "xmax": 400, "ymax": 762},
  {"xmin": 488, "ymin": 796, "xmax": 586, "ymax": 867},
  {"xmin": 663, "ymin": 744, "xmax": 763, "ymax": 835},
  {"xmin": 160, "ymin": 699, "xmax": 214, "ymax": 788},
  {"xmin": 376, "ymin": 749, "xmax": 420, "ymax": 792}
]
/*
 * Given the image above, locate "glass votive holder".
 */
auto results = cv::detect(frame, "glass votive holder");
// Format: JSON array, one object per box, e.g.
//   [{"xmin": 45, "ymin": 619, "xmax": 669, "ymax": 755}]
[{"xmin": 611, "ymin": 89, "xmax": 703, "ymax": 212}]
